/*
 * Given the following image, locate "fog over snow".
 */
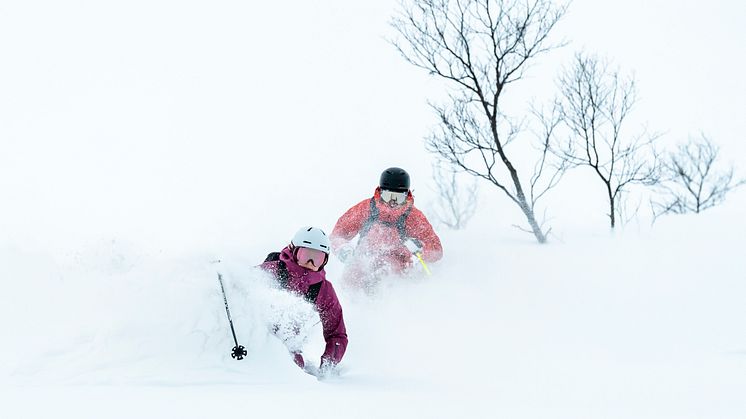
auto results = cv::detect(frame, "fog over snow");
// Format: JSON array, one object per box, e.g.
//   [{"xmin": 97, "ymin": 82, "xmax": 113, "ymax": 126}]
[{"xmin": 1, "ymin": 1, "xmax": 745, "ymax": 418}]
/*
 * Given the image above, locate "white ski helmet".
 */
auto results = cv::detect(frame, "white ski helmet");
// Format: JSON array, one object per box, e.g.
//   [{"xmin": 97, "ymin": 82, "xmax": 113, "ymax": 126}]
[{"xmin": 291, "ymin": 226, "xmax": 331, "ymax": 254}]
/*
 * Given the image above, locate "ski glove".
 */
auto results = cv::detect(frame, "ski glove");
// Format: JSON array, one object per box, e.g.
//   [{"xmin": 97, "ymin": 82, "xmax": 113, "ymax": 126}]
[
  {"xmin": 337, "ymin": 245, "xmax": 354, "ymax": 263},
  {"xmin": 404, "ymin": 239, "xmax": 422, "ymax": 256},
  {"xmin": 317, "ymin": 358, "xmax": 340, "ymax": 379},
  {"xmin": 292, "ymin": 352, "xmax": 305, "ymax": 369}
]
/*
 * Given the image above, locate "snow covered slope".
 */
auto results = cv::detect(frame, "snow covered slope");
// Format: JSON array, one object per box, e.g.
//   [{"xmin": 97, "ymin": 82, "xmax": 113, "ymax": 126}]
[{"xmin": 2, "ymin": 197, "xmax": 744, "ymax": 419}]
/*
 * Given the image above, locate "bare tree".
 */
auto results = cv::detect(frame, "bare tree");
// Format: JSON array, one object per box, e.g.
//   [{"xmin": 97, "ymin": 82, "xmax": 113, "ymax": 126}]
[
  {"xmin": 554, "ymin": 52, "xmax": 659, "ymax": 229},
  {"xmin": 391, "ymin": 0, "xmax": 568, "ymax": 243},
  {"xmin": 431, "ymin": 163, "xmax": 478, "ymax": 229},
  {"xmin": 652, "ymin": 134, "xmax": 745, "ymax": 217}
]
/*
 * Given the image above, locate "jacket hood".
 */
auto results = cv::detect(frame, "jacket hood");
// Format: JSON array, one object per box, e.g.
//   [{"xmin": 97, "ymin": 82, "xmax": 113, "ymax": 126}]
[{"xmin": 279, "ymin": 246, "xmax": 326, "ymax": 285}]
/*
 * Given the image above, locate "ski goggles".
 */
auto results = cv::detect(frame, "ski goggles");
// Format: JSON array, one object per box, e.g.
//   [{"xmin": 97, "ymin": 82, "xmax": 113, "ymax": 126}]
[
  {"xmin": 380, "ymin": 189, "xmax": 408, "ymax": 205},
  {"xmin": 294, "ymin": 246, "xmax": 329, "ymax": 269}
]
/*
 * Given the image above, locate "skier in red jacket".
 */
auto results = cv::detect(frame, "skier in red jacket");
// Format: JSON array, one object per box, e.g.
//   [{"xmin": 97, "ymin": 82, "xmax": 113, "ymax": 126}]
[{"xmin": 330, "ymin": 167, "xmax": 443, "ymax": 289}]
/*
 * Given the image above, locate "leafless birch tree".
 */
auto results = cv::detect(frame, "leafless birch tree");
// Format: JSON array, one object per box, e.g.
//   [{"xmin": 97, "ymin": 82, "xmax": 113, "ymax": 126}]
[
  {"xmin": 554, "ymin": 53, "xmax": 659, "ymax": 228},
  {"xmin": 652, "ymin": 134, "xmax": 745, "ymax": 217},
  {"xmin": 391, "ymin": 0, "xmax": 568, "ymax": 243},
  {"xmin": 431, "ymin": 163, "xmax": 478, "ymax": 229}
]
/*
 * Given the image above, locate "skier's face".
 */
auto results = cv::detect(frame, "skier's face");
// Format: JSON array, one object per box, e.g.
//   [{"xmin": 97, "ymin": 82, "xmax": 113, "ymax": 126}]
[
  {"xmin": 380, "ymin": 189, "xmax": 408, "ymax": 207},
  {"xmin": 295, "ymin": 246, "xmax": 328, "ymax": 271},
  {"xmin": 298, "ymin": 259, "xmax": 318, "ymax": 271}
]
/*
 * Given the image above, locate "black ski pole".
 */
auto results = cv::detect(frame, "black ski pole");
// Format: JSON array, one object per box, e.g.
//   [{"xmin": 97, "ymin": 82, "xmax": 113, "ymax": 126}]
[{"xmin": 217, "ymin": 272, "xmax": 247, "ymax": 360}]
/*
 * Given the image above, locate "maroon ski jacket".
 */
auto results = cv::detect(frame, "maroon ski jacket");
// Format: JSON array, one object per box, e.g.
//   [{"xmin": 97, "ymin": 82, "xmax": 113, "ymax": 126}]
[{"xmin": 259, "ymin": 246, "xmax": 347, "ymax": 366}]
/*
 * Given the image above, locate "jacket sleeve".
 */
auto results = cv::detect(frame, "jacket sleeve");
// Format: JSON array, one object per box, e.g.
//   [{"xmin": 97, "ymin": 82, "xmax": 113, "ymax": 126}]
[
  {"xmin": 330, "ymin": 198, "xmax": 371, "ymax": 253},
  {"xmin": 314, "ymin": 281, "xmax": 348, "ymax": 365},
  {"xmin": 405, "ymin": 207, "xmax": 443, "ymax": 263},
  {"xmin": 257, "ymin": 260, "xmax": 279, "ymax": 277}
]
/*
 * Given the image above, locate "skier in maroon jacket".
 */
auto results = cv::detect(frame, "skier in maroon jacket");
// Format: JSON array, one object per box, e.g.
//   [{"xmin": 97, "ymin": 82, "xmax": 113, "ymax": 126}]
[
  {"xmin": 331, "ymin": 167, "xmax": 443, "ymax": 290},
  {"xmin": 259, "ymin": 226, "xmax": 347, "ymax": 376}
]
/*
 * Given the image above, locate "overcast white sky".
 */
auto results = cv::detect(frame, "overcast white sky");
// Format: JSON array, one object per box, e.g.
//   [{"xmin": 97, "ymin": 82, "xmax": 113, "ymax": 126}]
[{"xmin": 1, "ymin": 0, "xmax": 744, "ymax": 251}]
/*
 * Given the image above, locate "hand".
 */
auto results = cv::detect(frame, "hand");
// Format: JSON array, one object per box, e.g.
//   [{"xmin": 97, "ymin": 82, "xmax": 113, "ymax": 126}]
[
  {"xmin": 404, "ymin": 239, "xmax": 422, "ymax": 256},
  {"xmin": 317, "ymin": 358, "xmax": 340, "ymax": 379},
  {"xmin": 336, "ymin": 245, "xmax": 354, "ymax": 263},
  {"xmin": 292, "ymin": 352, "xmax": 305, "ymax": 369}
]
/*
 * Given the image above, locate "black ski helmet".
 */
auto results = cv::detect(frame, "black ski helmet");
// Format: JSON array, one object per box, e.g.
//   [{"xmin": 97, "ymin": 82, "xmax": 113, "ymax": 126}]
[{"xmin": 379, "ymin": 167, "xmax": 410, "ymax": 192}]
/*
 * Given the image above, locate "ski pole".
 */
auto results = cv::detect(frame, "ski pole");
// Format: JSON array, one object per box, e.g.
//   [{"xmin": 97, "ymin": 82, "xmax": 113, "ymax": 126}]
[
  {"xmin": 217, "ymin": 273, "xmax": 247, "ymax": 360},
  {"xmin": 414, "ymin": 252, "xmax": 432, "ymax": 276}
]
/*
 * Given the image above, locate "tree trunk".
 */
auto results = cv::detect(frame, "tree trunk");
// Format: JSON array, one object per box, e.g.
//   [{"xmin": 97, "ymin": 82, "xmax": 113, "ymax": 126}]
[
  {"xmin": 607, "ymin": 183, "xmax": 616, "ymax": 228},
  {"xmin": 492, "ymin": 118, "xmax": 547, "ymax": 244},
  {"xmin": 526, "ymin": 207, "xmax": 548, "ymax": 243},
  {"xmin": 518, "ymin": 197, "xmax": 547, "ymax": 243}
]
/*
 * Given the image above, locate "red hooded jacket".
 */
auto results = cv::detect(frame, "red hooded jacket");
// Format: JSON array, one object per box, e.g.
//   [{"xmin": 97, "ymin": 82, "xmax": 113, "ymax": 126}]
[{"xmin": 331, "ymin": 187, "xmax": 443, "ymax": 274}]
